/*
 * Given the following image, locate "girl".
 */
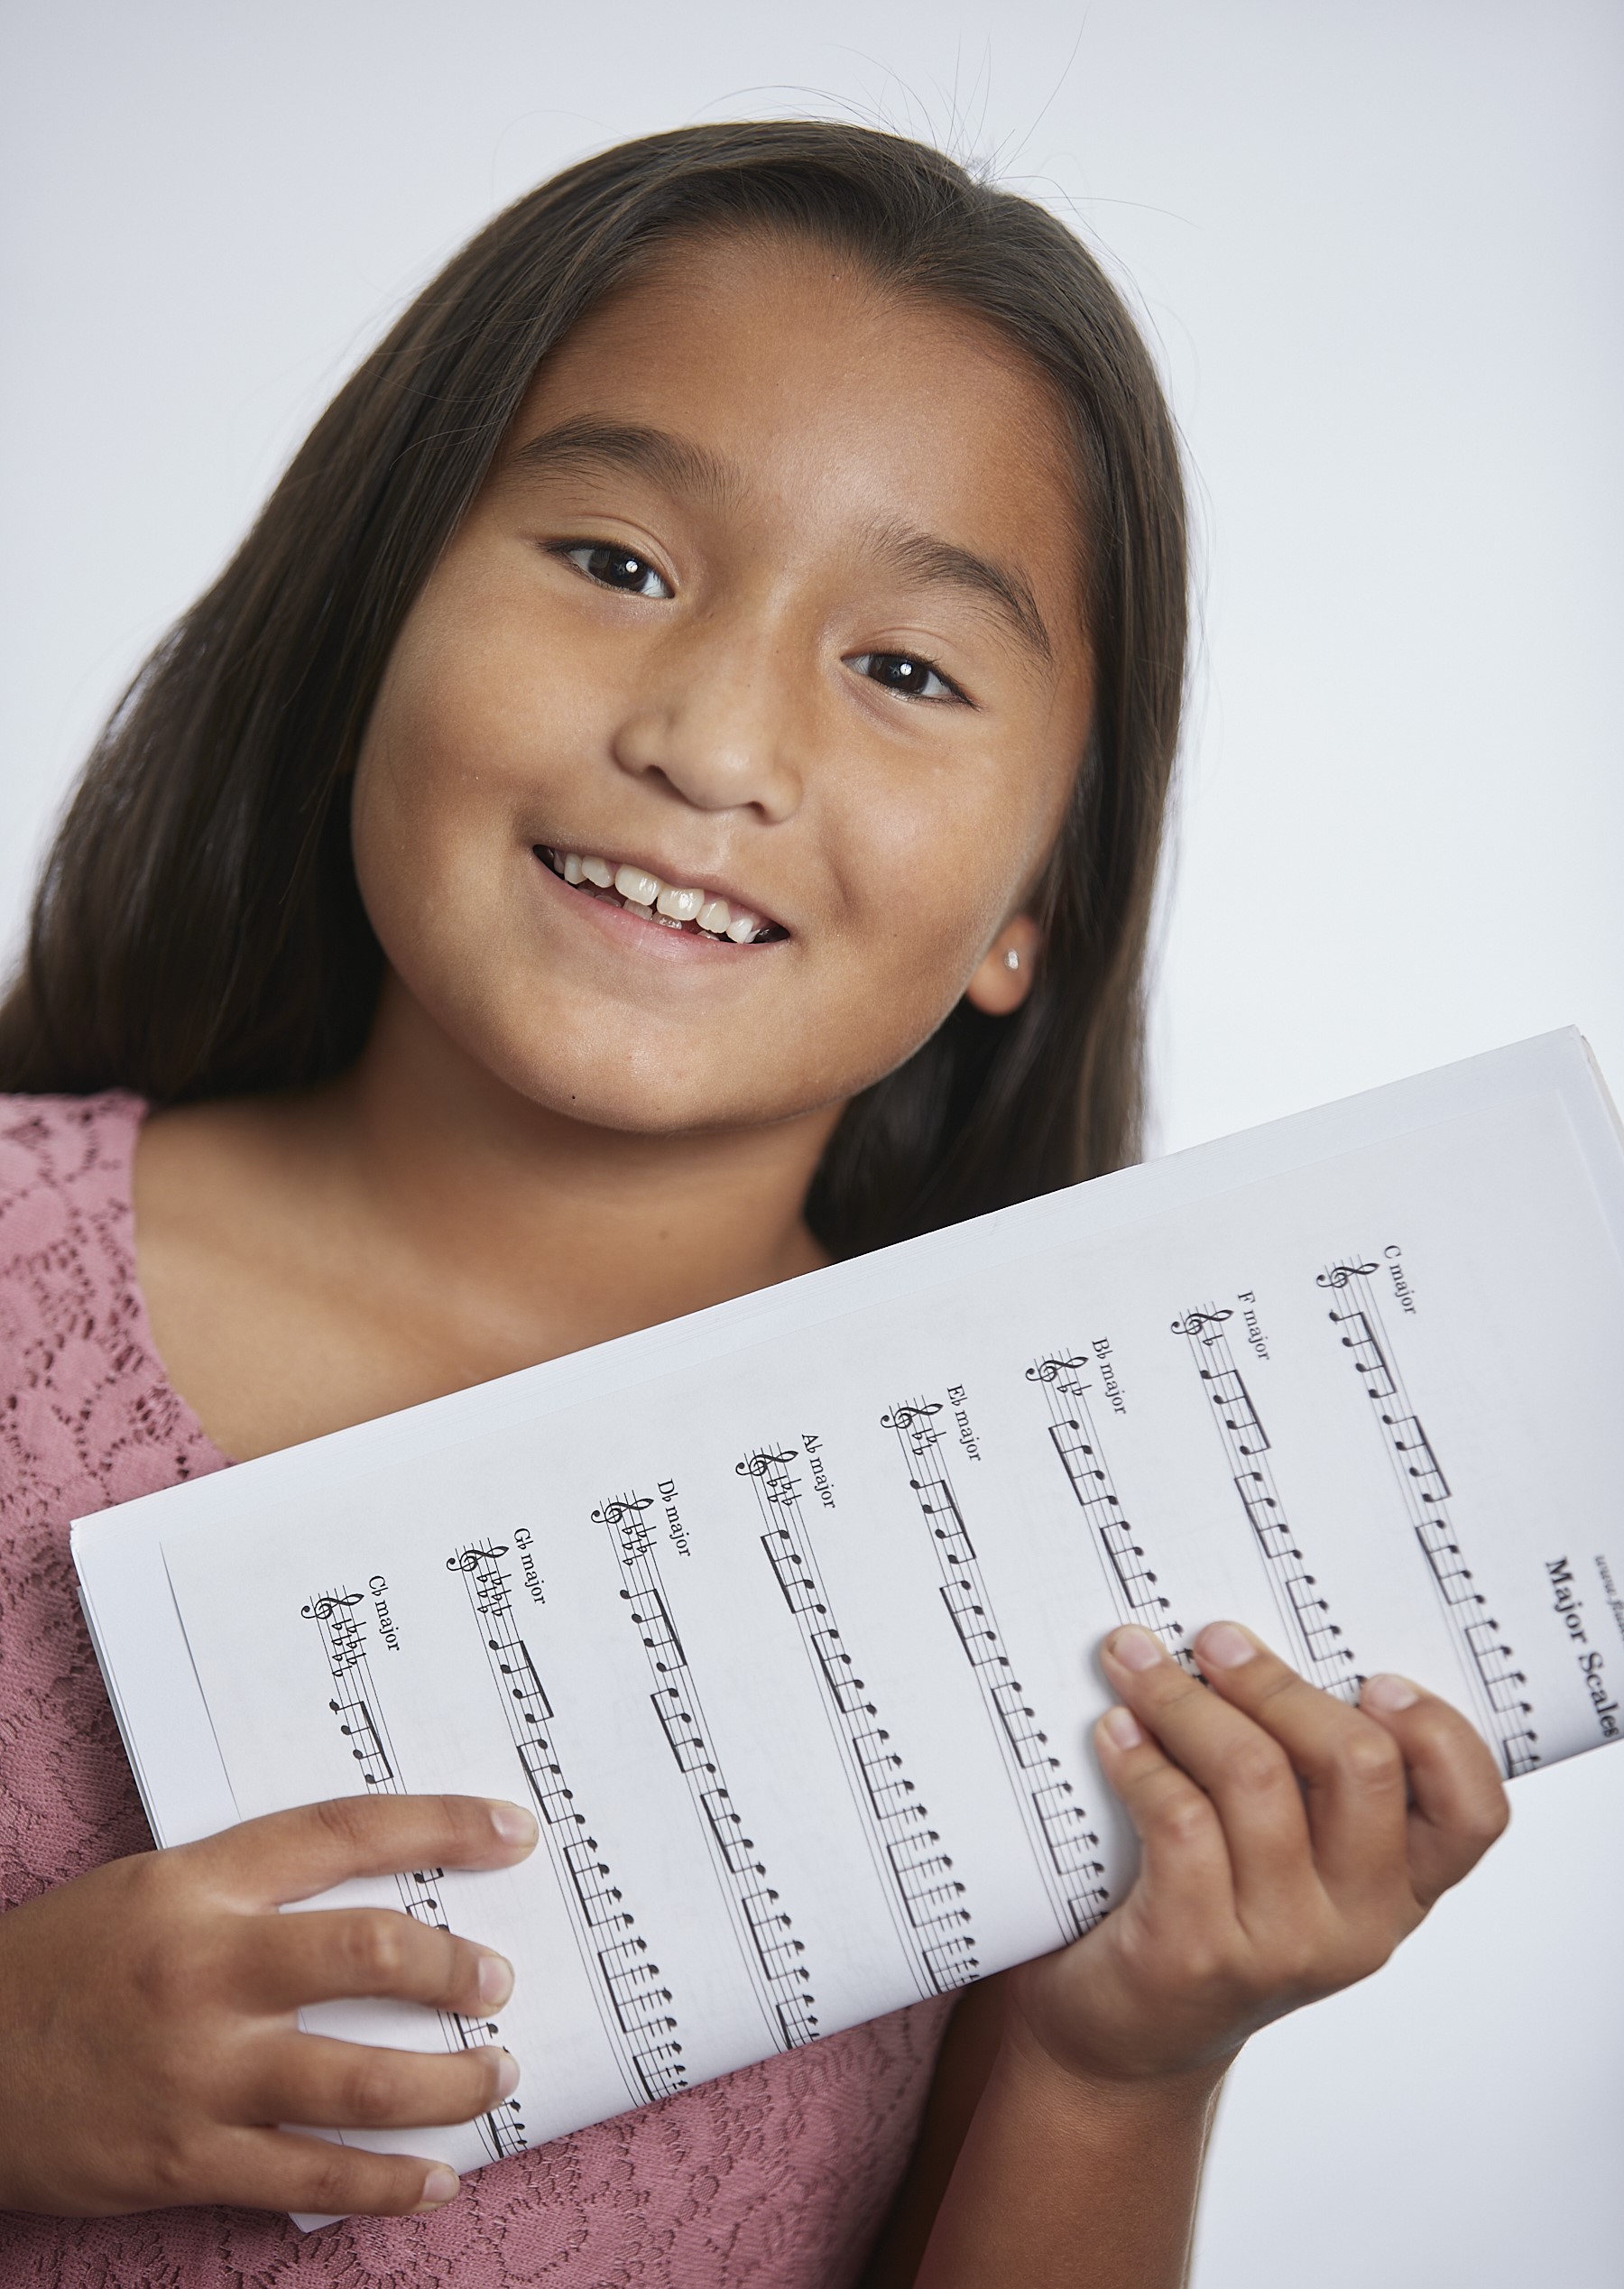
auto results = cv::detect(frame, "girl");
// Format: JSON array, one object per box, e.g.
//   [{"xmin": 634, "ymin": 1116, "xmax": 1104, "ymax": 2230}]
[{"xmin": 0, "ymin": 123, "xmax": 1507, "ymax": 2285}]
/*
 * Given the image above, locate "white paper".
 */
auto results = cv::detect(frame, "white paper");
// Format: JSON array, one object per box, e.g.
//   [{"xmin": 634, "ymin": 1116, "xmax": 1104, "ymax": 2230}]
[{"xmin": 73, "ymin": 1029, "xmax": 1624, "ymax": 2185}]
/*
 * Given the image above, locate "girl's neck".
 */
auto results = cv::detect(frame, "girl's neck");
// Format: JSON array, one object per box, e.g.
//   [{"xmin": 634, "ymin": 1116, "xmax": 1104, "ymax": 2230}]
[
  {"xmin": 322, "ymin": 979, "xmax": 839, "ymax": 1339},
  {"xmin": 134, "ymin": 973, "xmax": 839, "ymax": 1461}
]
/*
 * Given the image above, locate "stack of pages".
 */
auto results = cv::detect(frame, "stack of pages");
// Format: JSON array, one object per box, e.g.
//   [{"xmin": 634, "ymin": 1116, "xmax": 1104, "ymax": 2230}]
[{"xmin": 74, "ymin": 1029, "xmax": 1624, "ymax": 2183}]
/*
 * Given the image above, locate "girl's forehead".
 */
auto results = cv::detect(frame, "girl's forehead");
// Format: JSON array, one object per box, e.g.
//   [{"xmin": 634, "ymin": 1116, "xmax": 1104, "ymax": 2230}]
[{"xmin": 501, "ymin": 230, "xmax": 1084, "ymax": 576}]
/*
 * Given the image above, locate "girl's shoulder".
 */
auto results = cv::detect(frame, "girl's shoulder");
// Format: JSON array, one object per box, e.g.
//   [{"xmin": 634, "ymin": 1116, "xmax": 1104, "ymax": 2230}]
[
  {"xmin": 0, "ymin": 1092, "xmax": 228, "ymax": 1911},
  {"xmin": 0, "ymin": 1089, "xmax": 226, "ymax": 1524},
  {"xmin": 0, "ymin": 1089, "xmax": 147, "ymax": 1256}
]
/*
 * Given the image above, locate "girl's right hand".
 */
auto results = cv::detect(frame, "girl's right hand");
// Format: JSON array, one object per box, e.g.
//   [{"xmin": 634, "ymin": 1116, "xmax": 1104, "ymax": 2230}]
[{"xmin": 0, "ymin": 1794, "xmax": 538, "ymax": 2218}]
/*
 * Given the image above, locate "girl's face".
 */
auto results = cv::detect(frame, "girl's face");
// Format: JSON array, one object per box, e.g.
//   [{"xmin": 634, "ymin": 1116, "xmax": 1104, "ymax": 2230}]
[{"xmin": 353, "ymin": 230, "xmax": 1095, "ymax": 1136}]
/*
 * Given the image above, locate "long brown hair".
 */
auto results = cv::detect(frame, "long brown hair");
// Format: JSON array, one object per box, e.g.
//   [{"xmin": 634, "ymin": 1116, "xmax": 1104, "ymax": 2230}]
[{"xmin": 0, "ymin": 122, "xmax": 1187, "ymax": 1257}]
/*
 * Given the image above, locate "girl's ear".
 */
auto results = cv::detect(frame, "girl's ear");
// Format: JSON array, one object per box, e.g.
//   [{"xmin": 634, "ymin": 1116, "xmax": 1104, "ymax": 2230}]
[{"xmin": 964, "ymin": 913, "xmax": 1043, "ymax": 1017}]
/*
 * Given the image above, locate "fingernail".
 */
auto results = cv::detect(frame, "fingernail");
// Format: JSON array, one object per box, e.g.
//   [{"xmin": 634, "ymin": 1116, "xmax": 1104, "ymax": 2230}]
[
  {"xmin": 1101, "ymin": 1704, "xmax": 1144, "ymax": 1750},
  {"xmin": 488, "ymin": 2046, "xmax": 521, "ymax": 2100},
  {"xmin": 1362, "ymin": 1672, "xmax": 1420, "ymax": 1712},
  {"xmin": 1198, "ymin": 1622, "xmax": 1257, "ymax": 1669},
  {"xmin": 417, "ymin": 2164, "xmax": 460, "ymax": 2211},
  {"xmin": 490, "ymin": 1802, "xmax": 539, "ymax": 1848},
  {"xmin": 476, "ymin": 1951, "xmax": 514, "ymax": 2009},
  {"xmin": 1108, "ymin": 1625, "xmax": 1167, "ymax": 1673}
]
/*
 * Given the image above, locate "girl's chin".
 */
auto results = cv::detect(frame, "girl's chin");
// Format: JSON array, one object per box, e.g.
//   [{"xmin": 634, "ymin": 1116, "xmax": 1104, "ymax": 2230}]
[{"xmin": 475, "ymin": 1037, "xmax": 818, "ymax": 1138}]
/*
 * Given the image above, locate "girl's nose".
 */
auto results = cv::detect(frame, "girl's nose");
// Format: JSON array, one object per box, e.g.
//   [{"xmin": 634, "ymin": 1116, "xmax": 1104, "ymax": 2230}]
[{"xmin": 609, "ymin": 621, "xmax": 805, "ymax": 823}]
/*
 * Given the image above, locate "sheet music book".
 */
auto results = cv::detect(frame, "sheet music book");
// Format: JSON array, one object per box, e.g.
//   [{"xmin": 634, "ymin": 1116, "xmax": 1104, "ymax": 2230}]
[{"xmin": 73, "ymin": 1029, "xmax": 1624, "ymax": 2189}]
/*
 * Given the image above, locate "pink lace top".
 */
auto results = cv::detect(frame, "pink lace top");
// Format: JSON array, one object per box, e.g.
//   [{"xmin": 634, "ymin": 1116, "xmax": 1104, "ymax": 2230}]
[{"xmin": 0, "ymin": 1093, "xmax": 951, "ymax": 2286}]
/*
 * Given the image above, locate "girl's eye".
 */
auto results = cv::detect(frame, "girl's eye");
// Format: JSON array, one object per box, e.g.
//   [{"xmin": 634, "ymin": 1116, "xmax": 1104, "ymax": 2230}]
[
  {"xmin": 847, "ymin": 651, "xmax": 965, "ymax": 705},
  {"xmin": 558, "ymin": 543, "xmax": 673, "ymax": 599}
]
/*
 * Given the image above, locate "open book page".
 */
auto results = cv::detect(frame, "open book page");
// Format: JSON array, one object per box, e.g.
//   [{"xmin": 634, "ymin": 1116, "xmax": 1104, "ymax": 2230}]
[{"xmin": 88, "ymin": 1032, "xmax": 1624, "ymax": 2183}]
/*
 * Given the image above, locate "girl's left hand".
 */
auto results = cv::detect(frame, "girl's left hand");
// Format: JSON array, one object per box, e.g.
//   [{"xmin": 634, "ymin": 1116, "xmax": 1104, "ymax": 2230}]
[{"xmin": 1009, "ymin": 1620, "xmax": 1510, "ymax": 2087}]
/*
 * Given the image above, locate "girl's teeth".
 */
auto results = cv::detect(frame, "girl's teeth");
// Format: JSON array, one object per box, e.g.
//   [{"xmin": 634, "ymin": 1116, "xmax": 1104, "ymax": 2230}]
[
  {"xmin": 614, "ymin": 863, "xmax": 660, "ymax": 907},
  {"xmin": 549, "ymin": 851, "xmax": 770, "ymax": 944}
]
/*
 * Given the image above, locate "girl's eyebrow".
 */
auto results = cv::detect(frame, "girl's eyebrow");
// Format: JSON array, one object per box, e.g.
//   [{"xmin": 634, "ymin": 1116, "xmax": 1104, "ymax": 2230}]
[
  {"xmin": 506, "ymin": 417, "xmax": 742, "ymax": 509},
  {"xmin": 864, "ymin": 521, "xmax": 1053, "ymax": 665},
  {"xmin": 506, "ymin": 416, "xmax": 1053, "ymax": 664}
]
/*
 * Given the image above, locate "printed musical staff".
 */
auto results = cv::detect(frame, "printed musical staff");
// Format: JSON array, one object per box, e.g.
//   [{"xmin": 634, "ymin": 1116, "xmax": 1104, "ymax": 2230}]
[
  {"xmin": 1316, "ymin": 1261, "xmax": 1539, "ymax": 1777},
  {"xmin": 1169, "ymin": 1312, "xmax": 1361, "ymax": 1701},
  {"xmin": 446, "ymin": 1541, "xmax": 688, "ymax": 2107},
  {"xmin": 596, "ymin": 1491, "xmax": 818, "ymax": 2053},
  {"xmin": 881, "ymin": 1401, "xmax": 1110, "ymax": 1943},
  {"xmin": 301, "ymin": 1587, "xmax": 526, "ymax": 2161},
  {"xmin": 1024, "ymin": 1353, "xmax": 1195, "ymax": 1668},
  {"xmin": 738, "ymin": 1444, "xmax": 980, "ymax": 1998}
]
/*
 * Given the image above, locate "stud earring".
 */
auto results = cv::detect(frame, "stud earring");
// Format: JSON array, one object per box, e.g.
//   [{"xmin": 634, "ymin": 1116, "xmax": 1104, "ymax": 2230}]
[{"xmin": 1003, "ymin": 948, "xmax": 1021, "ymax": 972}]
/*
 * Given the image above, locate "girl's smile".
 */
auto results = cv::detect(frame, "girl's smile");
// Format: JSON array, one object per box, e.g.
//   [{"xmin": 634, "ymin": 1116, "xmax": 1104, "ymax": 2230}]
[{"xmin": 534, "ymin": 845, "xmax": 788, "ymax": 945}]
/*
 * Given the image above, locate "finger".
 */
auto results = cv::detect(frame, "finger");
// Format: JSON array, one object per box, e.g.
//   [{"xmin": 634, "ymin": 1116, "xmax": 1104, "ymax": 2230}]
[
  {"xmin": 200, "ymin": 2124, "xmax": 465, "ymax": 2218},
  {"xmin": 1192, "ymin": 1622, "xmax": 1408, "ymax": 1909},
  {"xmin": 1101, "ymin": 1627, "xmax": 1314, "ymax": 1915},
  {"xmin": 1359, "ymin": 1674, "xmax": 1510, "ymax": 1906},
  {"xmin": 241, "ymin": 2030, "xmax": 521, "ymax": 2133},
  {"xmin": 236, "ymin": 1905, "xmax": 514, "ymax": 2017},
  {"xmin": 1093, "ymin": 1703, "xmax": 1236, "ymax": 1921},
  {"xmin": 182, "ymin": 1795, "xmax": 539, "ymax": 1906}
]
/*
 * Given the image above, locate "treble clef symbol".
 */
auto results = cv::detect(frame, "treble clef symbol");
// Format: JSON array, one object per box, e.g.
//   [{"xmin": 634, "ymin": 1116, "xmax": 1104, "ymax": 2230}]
[
  {"xmin": 446, "ymin": 1543, "xmax": 508, "ymax": 1574},
  {"xmin": 736, "ymin": 1451, "xmax": 798, "ymax": 1478},
  {"xmin": 1316, "ymin": 1261, "xmax": 1379, "ymax": 1291},
  {"xmin": 1170, "ymin": 1308, "xmax": 1232, "ymax": 1339},
  {"xmin": 1026, "ymin": 1355, "xmax": 1086, "ymax": 1384},
  {"xmin": 301, "ymin": 1590, "xmax": 364, "ymax": 1620},
  {"xmin": 592, "ymin": 1496, "xmax": 653, "ymax": 1528},
  {"xmin": 881, "ymin": 1402, "xmax": 943, "ymax": 1432}
]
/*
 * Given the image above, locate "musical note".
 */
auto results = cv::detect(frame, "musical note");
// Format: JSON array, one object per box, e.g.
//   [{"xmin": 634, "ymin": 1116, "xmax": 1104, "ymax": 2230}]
[
  {"xmin": 1232, "ymin": 1471, "xmax": 1299, "ymax": 1561},
  {"xmin": 518, "ymin": 1736, "xmax": 579, "ymax": 1826},
  {"xmin": 922, "ymin": 1934, "xmax": 980, "ymax": 1983},
  {"xmin": 448, "ymin": 1538, "xmax": 690, "ymax": 2109},
  {"xmin": 327, "ymin": 1692, "xmax": 393, "ymax": 1786},
  {"xmin": 738, "ymin": 1442, "xmax": 983, "ymax": 1995},
  {"xmin": 1381, "ymin": 1413, "xmax": 1451, "ymax": 1503},
  {"xmin": 884, "ymin": 1397, "xmax": 1109, "ymax": 1943},
  {"xmin": 1327, "ymin": 1307, "xmax": 1398, "ymax": 1398},
  {"xmin": 652, "ymin": 1690, "xmax": 714, "ymax": 1776},
  {"xmin": 601, "ymin": 1492, "xmax": 818, "ymax": 2050},
  {"xmin": 495, "ymin": 1639, "xmax": 552, "ymax": 1728},
  {"xmin": 762, "ymin": 1529, "xmax": 825, "ymax": 1615},
  {"xmin": 1198, "ymin": 1364, "xmax": 1269, "ymax": 1455},
  {"xmin": 306, "ymin": 1574, "xmax": 528, "ymax": 2160},
  {"xmin": 1172, "ymin": 1312, "xmax": 1361, "ymax": 1698},
  {"xmin": 1030, "ymin": 1359, "xmax": 1194, "ymax": 1665},
  {"xmin": 1315, "ymin": 1260, "xmax": 1538, "ymax": 1779},
  {"xmin": 938, "ymin": 1580, "xmax": 1009, "ymax": 1670},
  {"xmin": 626, "ymin": 1590, "xmax": 685, "ymax": 1671},
  {"xmin": 600, "ymin": 1943, "xmax": 676, "ymax": 2035}
]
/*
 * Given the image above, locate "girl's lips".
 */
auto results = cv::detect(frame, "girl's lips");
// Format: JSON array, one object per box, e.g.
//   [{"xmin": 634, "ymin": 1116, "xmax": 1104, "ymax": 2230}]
[{"xmin": 527, "ymin": 846, "xmax": 784, "ymax": 965}]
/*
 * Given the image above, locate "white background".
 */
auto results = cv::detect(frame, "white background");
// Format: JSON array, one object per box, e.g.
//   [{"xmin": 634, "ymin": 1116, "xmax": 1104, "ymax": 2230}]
[{"xmin": 3, "ymin": 3, "xmax": 1619, "ymax": 2280}]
